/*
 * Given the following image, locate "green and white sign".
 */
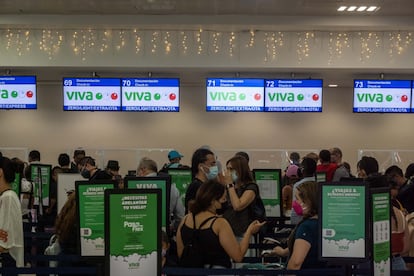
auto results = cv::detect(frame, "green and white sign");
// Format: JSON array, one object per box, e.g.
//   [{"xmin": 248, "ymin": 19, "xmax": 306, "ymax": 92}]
[
  {"xmin": 31, "ymin": 164, "xmax": 51, "ymax": 207},
  {"xmin": 372, "ymin": 192, "xmax": 391, "ymax": 276},
  {"xmin": 126, "ymin": 177, "xmax": 170, "ymax": 232},
  {"xmin": 168, "ymin": 168, "xmax": 192, "ymax": 206},
  {"xmin": 11, "ymin": 172, "xmax": 21, "ymax": 195},
  {"xmin": 253, "ymin": 169, "xmax": 281, "ymax": 217},
  {"xmin": 76, "ymin": 181, "xmax": 115, "ymax": 256},
  {"xmin": 105, "ymin": 189, "xmax": 161, "ymax": 276},
  {"xmin": 321, "ymin": 184, "xmax": 366, "ymax": 259}
]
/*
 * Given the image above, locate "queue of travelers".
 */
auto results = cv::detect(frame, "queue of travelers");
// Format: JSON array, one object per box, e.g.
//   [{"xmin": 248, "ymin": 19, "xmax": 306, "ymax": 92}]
[{"xmin": 0, "ymin": 147, "xmax": 414, "ymax": 274}]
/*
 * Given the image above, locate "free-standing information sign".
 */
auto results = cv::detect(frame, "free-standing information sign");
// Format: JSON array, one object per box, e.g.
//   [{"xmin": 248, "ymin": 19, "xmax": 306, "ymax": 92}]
[
  {"xmin": 252, "ymin": 169, "xmax": 281, "ymax": 217},
  {"xmin": 371, "ymin": 189, "xmax": 391, "ymax": 276},
  {"xmin": 76, "ymin": 180, "xmax": 116, "ymax": 257},
  {"xmin": 105, "ymin": 189, "xmax": 161, "ymax": 276},
  {"xmin": 320, "ymin": 182, "xmax": 368, "ymax": 261},
  {"xmin": 167, "ymin": 168, "xmax": 192, "ymax": 206},
  {"xmin": 125, "ymin": 176, "xmax": 170, "ymax": 232},
  {"xmin": 30, "ymin": 164, "xmax": 52, "ymax": 207},
  {"xmin": 11, "ymin": 173, "xmax": 21, "ymax": 195}
]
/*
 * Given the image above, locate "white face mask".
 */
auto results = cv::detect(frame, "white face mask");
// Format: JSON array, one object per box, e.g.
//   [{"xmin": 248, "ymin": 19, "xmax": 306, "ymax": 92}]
[{"xmin": 231, "ymin": 170, "xmax": 238, "ymax": 182}]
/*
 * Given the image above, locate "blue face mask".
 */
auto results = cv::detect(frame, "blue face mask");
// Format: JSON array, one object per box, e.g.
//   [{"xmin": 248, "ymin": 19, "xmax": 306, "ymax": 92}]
[
  {"xmin": 231, "ymin": 170, "xmax": 238, "ymax": 182},
  {"xmin": 168, "ymin": 163, "xmax": 180, "ymax": 169},
  {"xmin": 206, "ymin": 165, "xmax": 219, "ymax": 180}
]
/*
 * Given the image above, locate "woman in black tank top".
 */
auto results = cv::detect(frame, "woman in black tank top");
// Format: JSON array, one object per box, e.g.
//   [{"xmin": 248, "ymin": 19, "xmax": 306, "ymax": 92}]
[{"xmin": 176, "ymin": 180, "xmax": 265, "ymax": 268}]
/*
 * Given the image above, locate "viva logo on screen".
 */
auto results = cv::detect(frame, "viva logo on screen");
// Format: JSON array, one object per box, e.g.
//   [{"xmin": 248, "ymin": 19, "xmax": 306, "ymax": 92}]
[
  {"xmin": 65, "ymin": 91, "xmax": 119, "ymax": 101},
  {"xmin": 124, "ymin": 91, "xmax": 177, "ymax": 101},
  {"xmin": 355, "ymin": 93, "xmax": 408, "ymax": 103},
  {"xmin": 209, "ymin": 91, "xmax": 262, "ymax": 101},
  {"xmin": 267, "ymin": 92, "xmax": 319, "ymax": 102}
]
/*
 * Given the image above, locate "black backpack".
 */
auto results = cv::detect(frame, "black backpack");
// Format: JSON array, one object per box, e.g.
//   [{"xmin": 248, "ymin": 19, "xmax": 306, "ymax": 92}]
[{"xmin": 179, "ymin": 214, "xmax": 216, "ymax": 268}]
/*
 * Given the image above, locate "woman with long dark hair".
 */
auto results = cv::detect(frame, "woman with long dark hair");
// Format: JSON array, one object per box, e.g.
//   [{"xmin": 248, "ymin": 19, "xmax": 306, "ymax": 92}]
[{"xmin": 176, "ymin": 179, "xmax": 264, "ymax": 268}]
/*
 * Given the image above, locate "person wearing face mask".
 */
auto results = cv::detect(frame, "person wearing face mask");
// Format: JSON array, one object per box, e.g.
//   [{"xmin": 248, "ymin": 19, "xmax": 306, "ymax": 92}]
[
  {"xmin": 222, "ymin": 155, "xmax": 257, "ymax": 241},
  {"xmin": 79, "ymin": 156, "xmax": 112, "ymax": 182},
  {"xmin": 184, "ymin": 148, "xmax": 217, "ymax": 214},
  {"xmin": 270, "ymin": 181, "xmax": 326, "ymax": 270},
  {"xmin": 177, "ymin": 180, "xmax": 265, "ymax": 269}
]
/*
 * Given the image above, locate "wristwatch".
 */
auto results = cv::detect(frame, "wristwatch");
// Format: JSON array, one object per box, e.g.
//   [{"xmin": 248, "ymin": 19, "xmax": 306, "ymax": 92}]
[{"xmin": 226, "ymin": 183, "xmax": 234, "ymax": 189}]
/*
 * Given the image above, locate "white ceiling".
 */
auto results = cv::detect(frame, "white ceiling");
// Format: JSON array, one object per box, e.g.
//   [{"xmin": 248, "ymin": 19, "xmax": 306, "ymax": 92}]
[
  {"xmin": 1, "ymin": 0, "xmax": 414, "ymax": 86},
  {"xmin": 0, "ymin": 0, "xmax": 412, "ymax": 16}
]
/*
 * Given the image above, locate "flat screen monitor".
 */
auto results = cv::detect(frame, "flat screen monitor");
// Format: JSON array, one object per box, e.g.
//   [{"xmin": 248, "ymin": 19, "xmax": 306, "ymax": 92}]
[
  {"xmin": 121, "ymin": 78, "xmax": 180, "ymax": 112},
  {"xmin": 63, "ymin": 78, "xmax": 121, "ymax": 111},
  {"xmin": 264, "ymin": 79, "xmax": 323, "ymax": 112},
  {"xmin": 353, "ymin": 80, "xmax": 411, "ymax": 113},
  {"xmin": 0, "ymin": 76, "xmax": 37, "ymax": 109},
  {"xmin": 206, "ymin": 78, "xmax": 264, "ymax": 112}
]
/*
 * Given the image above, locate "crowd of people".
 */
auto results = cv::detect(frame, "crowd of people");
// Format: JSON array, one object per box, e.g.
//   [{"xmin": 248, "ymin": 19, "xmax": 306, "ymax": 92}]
[{"xmin": 0, "ymin": 146, "xmax": 414, "ymax": 274}]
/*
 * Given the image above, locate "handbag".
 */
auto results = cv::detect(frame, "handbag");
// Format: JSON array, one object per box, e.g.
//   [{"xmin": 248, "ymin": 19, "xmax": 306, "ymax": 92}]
[{"xmin": 44, "ymin": 234, "xmax": 61, "ymax": 269}]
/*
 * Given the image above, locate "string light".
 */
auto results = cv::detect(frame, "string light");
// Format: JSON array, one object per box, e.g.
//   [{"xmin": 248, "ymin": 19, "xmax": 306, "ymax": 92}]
[
  {"xmin": 328, "ymin": 32, "xmax": 350, "ymax": 64},
  {"xmin": 115, "ymin": 30, "xmax": 126, "ymax": 51},
  {"xmin": 228, "ymin": 31, "xmax": 236, "ymax": 57},
  {"xmin": 0, "ymin": 28, "xmax": 413, "ymax": 63},
  {"xmin": 359, "ymin": 32, "xmax": 380, "ymax": 62},
  {"xmin": 196, "ymin": 28, "xmax": 203, "ymax": 55},
  {"xmin": 151, "ymin": 31, "xmax": 160, "ymax": 53},
  {"xmin": 389, "ymin": 31, "xmax": 413, "ymax": 57},
  {"xmin": 180, "ymin": 31, "xmax": 188, "ymax": 55},
  {"xmin": 263, "ymin": 32, "xmax": 285, "ymax": 62},
  {"xmin": 296, "ymin": 32, "xmax": 314, "ymax": 63},
  {"xmin": 163, "ymin": 31, "xmax": 171, "ymax": 54},
  {"xmin": 247, "ymin": 30, "xmax": 255, "ymax": 48},
  {"xmin": 133, "ymin": 29, "xmax": 142, "ymax": 54},
  {"xmin": 39, "ymin": 29, "xmax": 63, "ymax": 59},
  {"xmin": 211, "ymin": 32, "xmax": 221, "ymax": 54}
]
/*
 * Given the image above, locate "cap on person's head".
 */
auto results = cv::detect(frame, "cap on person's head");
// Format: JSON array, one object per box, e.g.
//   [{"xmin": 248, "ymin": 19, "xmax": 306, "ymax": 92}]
[
  {"xmin": 286, "ymin": 164, "xmax": 300, "ymax": 178},
  {"xmin": 106, "ymin": 160, "xmax": 120, "ymax": 171},
  {"xmin": 168, "ymin": 150, "xmax": 183, "ymax": 160}
]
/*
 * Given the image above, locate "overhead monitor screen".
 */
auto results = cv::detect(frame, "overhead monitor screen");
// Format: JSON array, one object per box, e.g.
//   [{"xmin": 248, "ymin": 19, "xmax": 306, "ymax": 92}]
[
  {"xmin": 121, "ymin": 78, "xmax": 180, "ymax": 112},
  {"xmin": 0, "ymin": 76, "xmax": 37, "ymax": 109},
  {"xmin": 353, "ymin": 80, "xmax": 411, "ymax": 113},
  {"xmin": 264, "ymin": 79, "xmax": 323, "ymax": 112},
  {"xmin": 63, "ymin": 78, "xmax": 121, "ymax": 111},
  {"xmin": 206, "ymin": 78, "xmax": 264, "ymax": 112}
]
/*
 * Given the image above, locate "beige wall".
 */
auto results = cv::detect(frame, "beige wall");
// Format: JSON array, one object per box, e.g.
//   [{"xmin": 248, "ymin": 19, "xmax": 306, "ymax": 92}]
[{"xmin": 1, "ymin": 81, "xmax": 413, "ymax": 175}]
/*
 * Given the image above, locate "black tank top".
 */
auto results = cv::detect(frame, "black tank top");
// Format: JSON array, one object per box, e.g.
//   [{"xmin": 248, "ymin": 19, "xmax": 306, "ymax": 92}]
[{"xmin": 180, "ymin": 215, "xmax": 231, "ymax": 268}]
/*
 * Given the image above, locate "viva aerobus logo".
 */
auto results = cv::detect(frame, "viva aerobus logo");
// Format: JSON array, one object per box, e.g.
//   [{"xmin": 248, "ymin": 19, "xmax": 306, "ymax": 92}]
[
  {"xmin": 124, "ymin": 91, "xmax": 177, "ymax": 101},
  {"xmin": 1, "ymin": 89, "xmax": 34, "ymax": 98},
  {"xmin": 210, "ymin": 91, "xmax": 262, "ymax": 101},
  {"xmin": 356, "ymin": 93, "xmax": 408, "ymax": 102},
  {"xmin": 267, "ymin": 92, "xmax": 319, "ymax": 102},
  {"xmin": 66, "ymin": 91, "xmax": 119, "ymax": 100}
]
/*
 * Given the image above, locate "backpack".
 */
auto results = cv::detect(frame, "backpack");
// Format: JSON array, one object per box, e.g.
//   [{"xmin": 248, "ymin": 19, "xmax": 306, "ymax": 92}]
[
  {"xmin": 246, "ymin": 183, "xmax": 267, "ymax": 222},
  {"xmin": 179, "ymin": 214, "xmax": 216, "ymax": 268}
]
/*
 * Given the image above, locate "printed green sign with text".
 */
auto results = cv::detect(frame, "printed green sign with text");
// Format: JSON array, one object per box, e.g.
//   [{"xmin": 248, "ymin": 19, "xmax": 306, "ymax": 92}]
[
  {"xmin": 127, "ymin": 178, "xmax": 169, "ymax": 231},
  {"xmin": 109, "ymin": 193, "xmax": 159, "ymax": 275},
  {"xmin": 372, "ymin": 192, "xmax": 391, "ymax": 276},
  {"xmin": 322, "ymin": 185, "xmax": 366, "ymax": 258},
  {"xmin": 168, "ymin": 169, "xmax": 192, "ymax": 206},
  {"xmin": 78, "ymin": 183, "xmax": 114, "ymax": 256},
  {"xmin": 253, "ymin": 170, "xmax": 281, "ymax": 217}
]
